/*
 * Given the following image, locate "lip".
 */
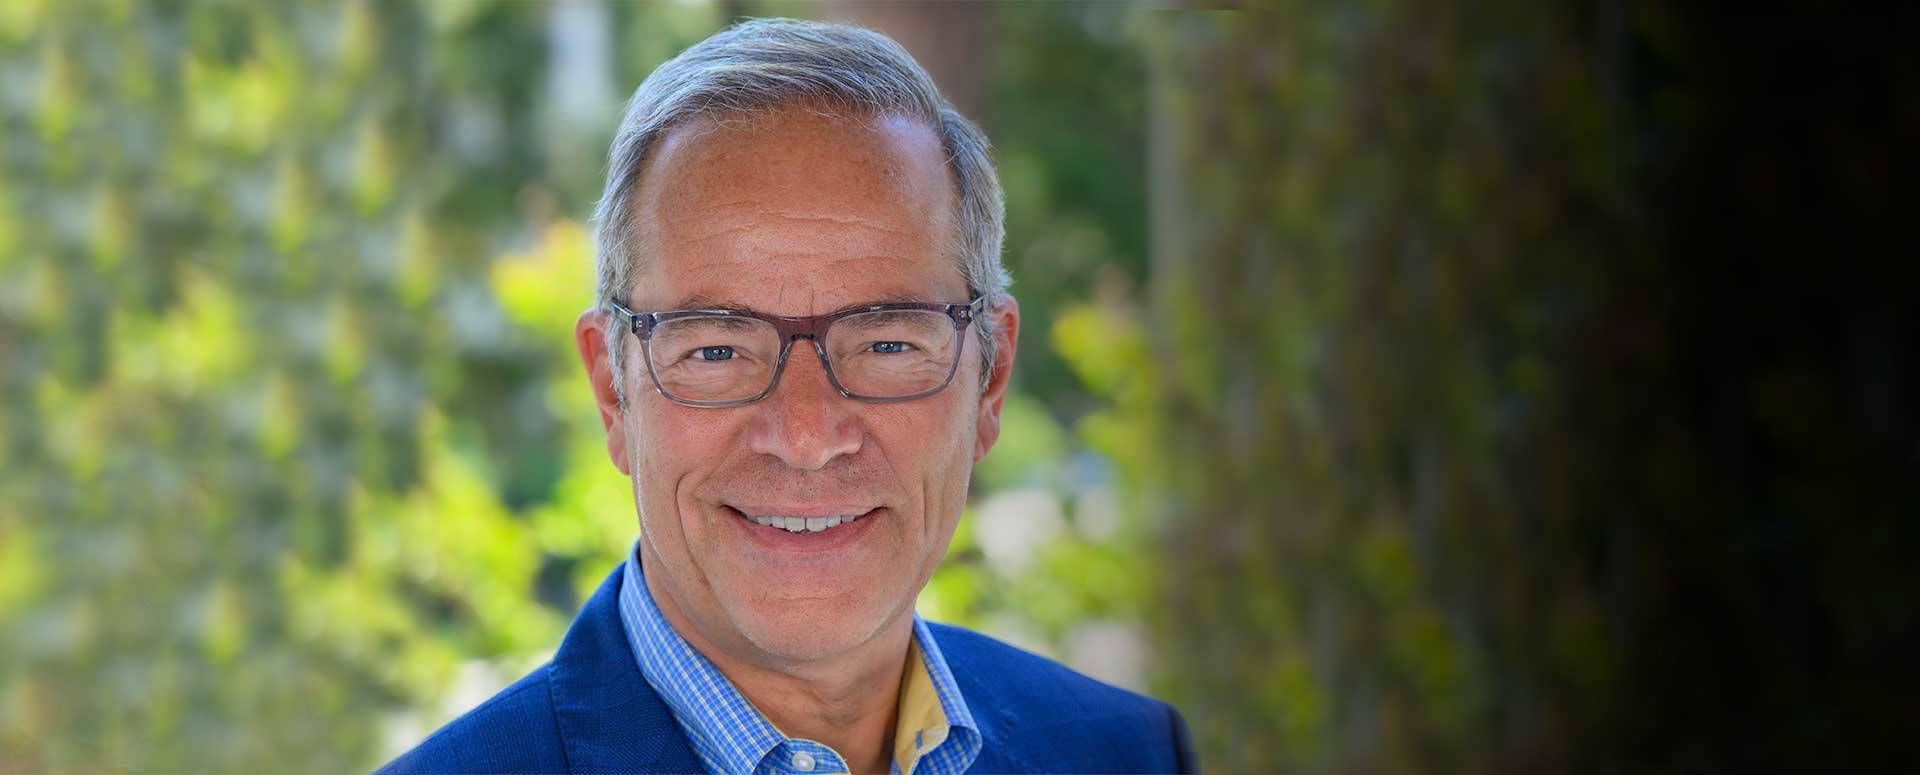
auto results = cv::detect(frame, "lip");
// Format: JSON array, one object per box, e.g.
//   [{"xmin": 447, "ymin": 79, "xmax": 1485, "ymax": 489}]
[
  {"xmin": 728, "ymin": 504, "xmax": 880, "ymax": 519},
  {"xmin": 724, "ymin": 504, "xmax": 883, "ymax": 554}
]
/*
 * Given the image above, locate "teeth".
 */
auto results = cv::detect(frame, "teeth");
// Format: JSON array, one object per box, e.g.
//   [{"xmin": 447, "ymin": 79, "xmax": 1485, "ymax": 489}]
[{"xmin": 743, "ymin": 511, "xmax": 865, "ymax": 533}]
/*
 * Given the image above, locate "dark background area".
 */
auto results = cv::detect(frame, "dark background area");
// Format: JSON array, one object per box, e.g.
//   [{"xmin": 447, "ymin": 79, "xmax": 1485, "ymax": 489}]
[{"xmin": 1604, "ymin": 7, "xmax": 1913, "ymax": 770}]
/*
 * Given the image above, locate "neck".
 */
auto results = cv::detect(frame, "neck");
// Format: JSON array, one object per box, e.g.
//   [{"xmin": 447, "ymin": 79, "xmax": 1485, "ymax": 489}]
[
  {"xmin": 725, "ymin": 647, "xmax": 906, "ymax": 775},
  {"xmin": 642, "ymin": 555, "xmax": 911, "ymax": 775}
]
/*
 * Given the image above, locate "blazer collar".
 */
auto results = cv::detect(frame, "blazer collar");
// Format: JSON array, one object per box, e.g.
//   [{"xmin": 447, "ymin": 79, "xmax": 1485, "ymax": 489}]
[
  {"xmin": 924, "ymin": 622, "xmax": 1037, "ymax": 774},
  {"xmin": 548, "ymin": 563, "xmax": 704, "ymax": 774}
]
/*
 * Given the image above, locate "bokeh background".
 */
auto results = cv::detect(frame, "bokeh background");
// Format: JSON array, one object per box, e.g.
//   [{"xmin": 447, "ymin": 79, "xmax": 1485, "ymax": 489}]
[{"xmin": 0, "ymin": 2, "xmax": 1910, "ymax": 774}]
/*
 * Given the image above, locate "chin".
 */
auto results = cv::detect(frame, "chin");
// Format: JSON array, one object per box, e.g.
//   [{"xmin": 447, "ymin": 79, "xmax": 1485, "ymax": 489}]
[{"xmin": 729, "ymin": 589, "xmax": 905, "ymax": 663}]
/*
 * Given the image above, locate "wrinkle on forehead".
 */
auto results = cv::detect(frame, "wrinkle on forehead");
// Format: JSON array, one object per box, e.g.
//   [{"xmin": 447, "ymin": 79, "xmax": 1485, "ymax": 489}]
[
  {"xmin": 762, "ymin": 209, "xmax": 912, "ymax": 233},
  {"xmin": 671, "ymin": 253, "xmax": 939, "ymax": 314},
  {"xmin": 673, "ymin": 209, "xmax": 912, "ymax": 249}
]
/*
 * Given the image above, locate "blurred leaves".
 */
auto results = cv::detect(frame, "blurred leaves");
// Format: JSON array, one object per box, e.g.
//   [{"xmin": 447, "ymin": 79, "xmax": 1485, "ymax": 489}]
[{"xmin": 0, "ymin": 2, "xmax": 592, "ymax": 771}]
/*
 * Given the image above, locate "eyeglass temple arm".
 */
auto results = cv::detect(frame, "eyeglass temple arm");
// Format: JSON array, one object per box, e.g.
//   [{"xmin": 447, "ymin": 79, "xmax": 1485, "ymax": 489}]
[{"xmin": 606, "ymin": 301, "xmax": 653, "ymax": 336}]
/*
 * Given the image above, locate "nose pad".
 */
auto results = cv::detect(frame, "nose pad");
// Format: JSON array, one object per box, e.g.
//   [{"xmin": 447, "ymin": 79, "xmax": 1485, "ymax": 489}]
[{"xmin": 778, "ymin": 335, "xmax": 839, "ymax": 395}]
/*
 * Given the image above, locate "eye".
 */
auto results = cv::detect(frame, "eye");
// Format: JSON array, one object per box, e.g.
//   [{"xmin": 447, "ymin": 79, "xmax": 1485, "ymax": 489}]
[
  {"xmin": 870, "ymin": 341, "xmax": 911, "ymax": 354},
  {"xmin": 695, "ymin": 346, "xmax": 735, "ymax": 361}
]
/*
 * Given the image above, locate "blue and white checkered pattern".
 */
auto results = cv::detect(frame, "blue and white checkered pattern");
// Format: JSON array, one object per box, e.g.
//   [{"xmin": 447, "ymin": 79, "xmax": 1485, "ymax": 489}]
[{"xmin": 619, "ymin": 546, "xmax": 981, "ymax": 775}]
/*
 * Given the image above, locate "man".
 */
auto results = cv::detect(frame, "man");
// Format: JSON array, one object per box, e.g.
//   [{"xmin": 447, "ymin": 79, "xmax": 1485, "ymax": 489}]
[{"xmin": 381, "ymin": 18, "xmax": 1195, "ymax": 775}]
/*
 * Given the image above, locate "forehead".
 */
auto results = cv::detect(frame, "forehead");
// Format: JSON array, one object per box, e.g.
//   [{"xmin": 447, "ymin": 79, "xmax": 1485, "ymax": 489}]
[{"xmin": 627, "ymin": 104, "xmax": 964, "ymax": 313}]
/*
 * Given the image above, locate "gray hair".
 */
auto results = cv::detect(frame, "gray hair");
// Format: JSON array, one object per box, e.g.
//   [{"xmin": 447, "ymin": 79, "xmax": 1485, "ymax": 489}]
[{"xmin": 591, "ymin": 18, "xmax": 1010, "ymax": 402}]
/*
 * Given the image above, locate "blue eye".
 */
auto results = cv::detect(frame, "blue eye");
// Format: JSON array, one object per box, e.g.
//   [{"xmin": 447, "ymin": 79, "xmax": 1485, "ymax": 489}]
[
  {"xmin": 696, "ymin": 346, "xmax": 735, "ymax": 361},
  {"xmin": 870, "ymin": 342, "xmax": 909, "ymax": 354}
]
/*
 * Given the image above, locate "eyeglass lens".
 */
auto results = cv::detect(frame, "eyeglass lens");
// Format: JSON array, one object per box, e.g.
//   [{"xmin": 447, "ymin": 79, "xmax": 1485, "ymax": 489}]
[{"xmin": 645, "ymin": 309, "xmax": 960, "ymax": 403}]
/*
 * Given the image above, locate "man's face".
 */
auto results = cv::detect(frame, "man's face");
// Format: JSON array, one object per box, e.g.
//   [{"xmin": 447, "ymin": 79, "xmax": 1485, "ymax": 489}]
[{"xmin": 576, "ymin": 106, "xmax": 1017, "ymax": 667}]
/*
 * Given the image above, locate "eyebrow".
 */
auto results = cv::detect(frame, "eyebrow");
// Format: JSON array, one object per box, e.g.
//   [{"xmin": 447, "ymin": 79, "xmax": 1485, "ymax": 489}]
[
  {"xmin": 660, "ymin": 291, "xmax": 941, "ymax": 313},
  {"xmin": 665, "ymin": 293, "xmax": 751, "ymax": 312}
]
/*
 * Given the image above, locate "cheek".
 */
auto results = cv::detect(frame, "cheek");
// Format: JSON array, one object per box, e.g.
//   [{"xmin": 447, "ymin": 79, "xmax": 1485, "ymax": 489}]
[
  {"xmin": 875, "ymin": 396, "xmax": 978, "ymax": 527},
  {"xmin": 628, "ymin": 404, "xmax": 727, "ymax": 541}
]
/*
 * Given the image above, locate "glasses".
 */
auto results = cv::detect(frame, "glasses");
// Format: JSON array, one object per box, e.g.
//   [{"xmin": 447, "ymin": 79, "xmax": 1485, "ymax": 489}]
[{"xmin": 608, "ymin": 296, "xmax": 986, "ymax": 408}]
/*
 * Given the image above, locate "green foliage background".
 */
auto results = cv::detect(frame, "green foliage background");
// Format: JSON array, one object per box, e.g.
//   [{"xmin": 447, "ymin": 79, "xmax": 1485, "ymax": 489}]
[
  {"xmin": 3, "ymin": 2, "xmax": 1909, "ymax": 774},
  {"xmin": 0, "ymin": 3, "xmax": 1162, "ymax": 772}
]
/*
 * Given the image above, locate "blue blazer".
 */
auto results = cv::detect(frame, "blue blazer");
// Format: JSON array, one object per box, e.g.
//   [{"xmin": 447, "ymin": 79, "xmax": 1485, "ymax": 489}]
[{"xmin": 379, "ymin": 563, "xmax": 1197, "ymax": 774}]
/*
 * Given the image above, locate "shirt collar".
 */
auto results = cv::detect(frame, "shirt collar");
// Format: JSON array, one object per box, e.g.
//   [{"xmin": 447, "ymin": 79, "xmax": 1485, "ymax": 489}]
[
  {"xmin": 618, "ymin": 544, "xmax": 980, "ymax": 775},
  {"xmin": 895, "ymin": 617, "xmax": 980, "ymax": 775}
]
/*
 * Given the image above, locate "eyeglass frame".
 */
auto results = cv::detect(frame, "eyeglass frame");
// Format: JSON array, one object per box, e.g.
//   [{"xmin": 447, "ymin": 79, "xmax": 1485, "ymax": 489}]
[{"xmin": 606, "ymin": 295, "xmax": 988, "ymax": 408}]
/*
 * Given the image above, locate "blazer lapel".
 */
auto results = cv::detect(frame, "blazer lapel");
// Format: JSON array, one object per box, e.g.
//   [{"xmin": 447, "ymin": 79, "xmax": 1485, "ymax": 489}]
[
  {"xmin": 549, "ymin": 564, "xmax": 705, "ymax": 774},
  {"xmin": 931, "ymin": 624, "xmax": 1040, "ymax": 774}
]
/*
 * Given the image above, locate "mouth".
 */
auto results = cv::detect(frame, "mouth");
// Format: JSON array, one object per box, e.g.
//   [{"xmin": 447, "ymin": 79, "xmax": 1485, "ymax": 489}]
[{"xmin": 725, "ymin": 505, "xmax": 880, "ymax": 535}]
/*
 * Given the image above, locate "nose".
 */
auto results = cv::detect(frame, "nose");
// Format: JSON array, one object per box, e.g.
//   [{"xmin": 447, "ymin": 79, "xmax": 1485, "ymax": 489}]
[{"xmin": 746, "ymin": 339, "xmax": 863, "ymax": 470}]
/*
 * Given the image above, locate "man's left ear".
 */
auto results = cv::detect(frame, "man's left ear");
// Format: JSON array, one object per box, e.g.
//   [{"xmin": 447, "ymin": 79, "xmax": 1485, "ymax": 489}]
[{"xmin": 973, "ymin": 295, "xmax": 1020, "ymax": 463}]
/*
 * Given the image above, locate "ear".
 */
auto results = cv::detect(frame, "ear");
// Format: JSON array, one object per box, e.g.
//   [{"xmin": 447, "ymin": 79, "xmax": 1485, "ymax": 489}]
[
  {"xmin": 575, "ymin": 309, "xmax": 634, "ymax": 476},
  {"xmin": 973, "ymin": 295, "xmax": 1020, "ymax": 463}
]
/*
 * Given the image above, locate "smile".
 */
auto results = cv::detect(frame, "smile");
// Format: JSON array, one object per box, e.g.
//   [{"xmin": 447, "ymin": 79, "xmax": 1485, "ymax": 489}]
[{"xmin": 730, "ymin": 506, "xmax": 876, "ymax": 534}]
